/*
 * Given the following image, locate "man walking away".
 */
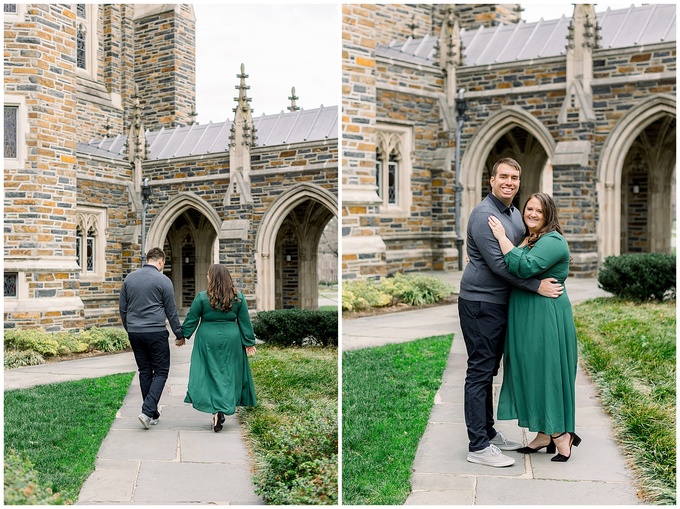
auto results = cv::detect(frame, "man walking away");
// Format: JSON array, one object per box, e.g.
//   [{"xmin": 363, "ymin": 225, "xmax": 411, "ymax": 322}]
[{"xmin": 119, "ymin": 247, "xmax": 184, "ymax": 429}]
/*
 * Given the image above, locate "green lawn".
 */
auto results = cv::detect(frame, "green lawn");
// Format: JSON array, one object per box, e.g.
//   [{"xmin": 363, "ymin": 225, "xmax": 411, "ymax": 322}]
[
  {"xmin": 4, "ymin": 373, "xmax": 134, "ymax": 504},
  {"xmin": 342, "ymin": 335, "xmax": 453, "ymax": 505},
  {"xmin": 239, "ymin": 345, "xmax": 338, "ymax": 505},
  {"xmin": 574, "ymin": 298, "xmax": 676, "ymax": 504}
]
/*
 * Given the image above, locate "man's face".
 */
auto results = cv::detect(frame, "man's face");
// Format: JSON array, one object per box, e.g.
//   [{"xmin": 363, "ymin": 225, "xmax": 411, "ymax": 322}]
[{"xmin": 490, "ymin": 163, "xmax": 520, "ymax": 205}]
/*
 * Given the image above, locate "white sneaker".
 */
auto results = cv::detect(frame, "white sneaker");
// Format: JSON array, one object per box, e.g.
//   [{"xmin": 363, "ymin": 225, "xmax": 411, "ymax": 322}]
[
  {"xmin": 138, "ymin": 413, "xmax": 151, "ymax": 429},
  {"xmin": 489, "ymin": 429, "xmax": 522, "ymax": 451},
  {"xmin": 467, "ymin": 444, "xmax": 515, "ymax": 467},
  {"xmin": 150, "ymin": 416, "xmax": 160, "ymax": 425}
]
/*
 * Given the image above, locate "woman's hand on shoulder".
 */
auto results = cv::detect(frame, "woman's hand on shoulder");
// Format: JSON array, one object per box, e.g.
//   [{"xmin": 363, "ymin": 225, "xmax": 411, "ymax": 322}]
[{"xmin": 487, "ymin": 215, "xmax": 506, "ymax": 240}]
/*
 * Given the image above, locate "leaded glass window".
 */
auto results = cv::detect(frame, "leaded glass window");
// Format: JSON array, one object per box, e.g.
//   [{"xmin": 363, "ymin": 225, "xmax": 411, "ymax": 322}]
[
  {"xmin": 76, "ymin": 227, "xmax": 82, "ymax": 268},
  {"xmin": 77, "ymin": 23, "xmax": 86, "ymax": 69},
  {"xmin": 375, "ymin": 159, "xmax": 382, "ymax": 199},
  {"xmin": 76, "ymin": 4, "xmax": 86, "ymax": 18},
  {"xmin": 86, "ymin": 227, "xmax": 95, "ymax": 272},
  {"xmin": 387, "ymin": 153, "xmax": 398, "ymax": 205},
  {"xmin": 4, "ymin": 4, "xmax": 17, "ymax": 13},
  {"xmin": 4, "ymin": 273, "xmax": 17, "ymax": 297},
  {"xmin": 4, "ymin": 105, "xmax": 18, "ymax": 159}
]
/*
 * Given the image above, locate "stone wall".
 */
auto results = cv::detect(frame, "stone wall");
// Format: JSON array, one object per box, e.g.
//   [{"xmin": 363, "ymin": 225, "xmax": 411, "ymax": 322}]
[{"xmin": 133, "ymin": 5, "xmax": 196, "ymax": 130}]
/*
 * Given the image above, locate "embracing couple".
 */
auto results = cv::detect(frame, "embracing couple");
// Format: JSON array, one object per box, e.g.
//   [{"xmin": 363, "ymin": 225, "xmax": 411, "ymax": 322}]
[
  {"xmin": 459, "ymin": 157, "xmax": 580, "ymax": 468},
  {"xmin": 119, "ymin": 250, "xmax": 257, "ymax": 434}
]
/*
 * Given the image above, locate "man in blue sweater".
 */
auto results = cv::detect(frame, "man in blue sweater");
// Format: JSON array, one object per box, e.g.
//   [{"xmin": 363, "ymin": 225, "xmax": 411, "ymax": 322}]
[
  {"xmin": 459, "ymin": 158, "xmax": 563, "ymax": 467},
  {"xmin": 119, "ymin": 247, "xmax": 184, "ymax": 429}
]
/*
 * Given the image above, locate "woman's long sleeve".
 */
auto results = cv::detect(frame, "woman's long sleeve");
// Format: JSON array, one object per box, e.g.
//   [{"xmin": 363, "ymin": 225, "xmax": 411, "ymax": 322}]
[
  {"xmin": 505, "ymin": 232, "xmax": 568, "ymax": 279},
  {"xmin": 181, "ymin": 294, "xmax": 203, "ymax": 338},
  {"xmin": 236, "ymin": 292, "xmax": 256, "ymax": 346}
]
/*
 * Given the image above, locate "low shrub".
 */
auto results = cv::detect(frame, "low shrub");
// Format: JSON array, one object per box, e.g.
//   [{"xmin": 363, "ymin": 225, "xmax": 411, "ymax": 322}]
[
  {"xmin": 79, "ymin": 327, "xmax": 130, "ymax": 353},
  {"xmin": 252, "ymin": 309, "xmax": 338, "ymax": 347},
  {"xmin": 343, "ymin": 273, "xmax": 455, "ymax": 312},
  {"xmin": 4, "ymin": 329, "xmax": 60, "ymax": 357},
  {"xmin": 4, "ymin": 350, "xmax": 45, "ymax": 369},
  {"xmin": 342, "ymin": 280, "xmax": 392, "ymax": 311},
  {"xmin": 4, "ymin": 327, "xmax": 130, "ymax": 367},
  {"xmin": 251, "ymin": 405, "xmax": 338, "ymax": 505},
  {"xmin": 598, "ymin": 253, "xmax": 676, "ymax": 301},
  {"xmin": 4, "ymin": 450, "xmax": 63, "ymax": 505}
]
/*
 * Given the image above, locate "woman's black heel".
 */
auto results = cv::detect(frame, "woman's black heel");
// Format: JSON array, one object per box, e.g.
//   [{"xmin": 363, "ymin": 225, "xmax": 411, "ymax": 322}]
[
  {"xmin": 551, "ymin": 432, "xmax": 581, "ymax": 462},
  {"xmin": 516, "ymin": 434, "xmax": 555, "ymax": 454}
]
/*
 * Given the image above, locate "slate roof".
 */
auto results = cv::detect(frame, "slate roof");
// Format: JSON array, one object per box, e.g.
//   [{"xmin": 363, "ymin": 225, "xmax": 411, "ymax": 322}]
[
  {"xmin": 377, "ymin": 4, "xmax": 676, "ymax": 67},
  {"xmin": 77, "ymin": 104, "xmax": 338, "ymax": 161}
]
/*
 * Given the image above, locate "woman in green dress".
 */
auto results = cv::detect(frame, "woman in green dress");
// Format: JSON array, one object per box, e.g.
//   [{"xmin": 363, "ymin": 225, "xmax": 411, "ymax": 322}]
[
  {"xmin": 487, "ymin": 192, "xmax": 581, "ymax": 462},
  {"xmin": 181, "ymin": 263, "xmax": 257, "ymax": 432}
]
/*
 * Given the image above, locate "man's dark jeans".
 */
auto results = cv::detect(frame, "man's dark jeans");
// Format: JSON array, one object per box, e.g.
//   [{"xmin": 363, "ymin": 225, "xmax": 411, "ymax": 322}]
[
  {"xmin": 458, "ymin": 297, "xmax": 508, "ymax": 452},
  {"xmin": 128, "ymin": 330, "xmax": 170, "ymax": 419}
]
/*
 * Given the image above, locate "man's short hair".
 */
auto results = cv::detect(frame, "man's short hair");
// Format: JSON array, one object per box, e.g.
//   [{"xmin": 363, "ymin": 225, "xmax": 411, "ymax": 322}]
[
  {"xmin": 491, "ymin": 157, "xmax": 522, "ymax": 177},
  {"xmin": 146, "ymin": 247, "xmax": 165, "ymax": 262}
]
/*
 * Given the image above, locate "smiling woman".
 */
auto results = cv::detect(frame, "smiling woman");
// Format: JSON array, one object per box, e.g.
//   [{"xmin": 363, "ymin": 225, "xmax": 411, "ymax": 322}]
[{"xmin": 193, "ymin": 4, "xmax": 340, "ymax": 124}]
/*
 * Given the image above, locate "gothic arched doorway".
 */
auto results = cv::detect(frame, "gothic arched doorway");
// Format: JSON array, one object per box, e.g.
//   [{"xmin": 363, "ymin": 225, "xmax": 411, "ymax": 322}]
[
  {"xmin": 163, "ymin": 209, "xmax": 217, "ymax": 313},
  {"xmin": 255, "ymin": 183, "xmax": 338, "ymax": 311},
  {"xmin": 146, "ymin": 192, "xmax": 221, "ymax": 314},
  {"xmin": 598, "ymin": 94, "xmax": 676, "ymax": 259}
]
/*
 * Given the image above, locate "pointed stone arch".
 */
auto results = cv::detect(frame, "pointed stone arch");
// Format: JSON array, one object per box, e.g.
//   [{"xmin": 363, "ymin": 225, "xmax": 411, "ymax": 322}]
[
  {"xmin": 255, "ymin": 183, "xmax": 338, "ymax": 310},
  {"xmin": 146, "ymin": 191, "xmax": 222, "ymax": 251},
  {"xmin": 460, "ymin": 107, "xmax": 556, "ymax": 234},
  {"xmin": 597, "ymin": 94, "xmax": 676, "ymax": 259}
]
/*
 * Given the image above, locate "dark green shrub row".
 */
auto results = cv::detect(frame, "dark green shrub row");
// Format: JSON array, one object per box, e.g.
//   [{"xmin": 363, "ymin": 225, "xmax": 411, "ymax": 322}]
[
  {"xmin": 4, "ymin": 450, "xmax": 63, "ymax": 505},
  {"xmin": 4, "ymin": 327, "xmax": 130, "ymax": 368},
  {"xmin": 598, "ymin": 253, "xmax": 676, "ymax": 301},
  {"xmin": 252, "ymin": 309, "xmax": 337, "ymax": 347}
]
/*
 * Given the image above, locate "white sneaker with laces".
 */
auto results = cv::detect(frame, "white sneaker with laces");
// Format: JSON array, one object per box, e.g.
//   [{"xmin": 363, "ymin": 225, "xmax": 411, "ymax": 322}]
[
  {"xmin": 467, "ymin": 444, "xmax": 515, "ymax": 467},
  {"xmin": 138, "ymin": 413, "xmax": 151, "ymax": 429},
  {"xmin": 489, "ymin": 429, "xmax": 522, "ymax": 451}
]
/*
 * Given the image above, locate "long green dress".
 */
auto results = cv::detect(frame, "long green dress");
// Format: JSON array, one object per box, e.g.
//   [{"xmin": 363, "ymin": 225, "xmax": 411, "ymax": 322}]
[
  {"xmin": 181, "ymin": 290, "xmax": 256, "ymax": 415},
  {"xmin": 497, "ymin": 231, "xmax": 578, "ymax": 434}
]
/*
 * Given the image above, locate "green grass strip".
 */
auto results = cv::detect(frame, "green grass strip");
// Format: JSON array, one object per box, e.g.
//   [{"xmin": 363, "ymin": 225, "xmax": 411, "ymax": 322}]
[
  {"xmin": 239, "ymin": 346, "xmax": 338, "ymax": 505},
  {"xmin": 574, "ymin": 298, "xmax": 676, "ymax": 504},
  {"xmin": 342, "ymin": 335, "xmax": 453, "ymax": 505},
  {"xmin": 4, "ymin": 372, "xmax": 134, "ymax": 504}
]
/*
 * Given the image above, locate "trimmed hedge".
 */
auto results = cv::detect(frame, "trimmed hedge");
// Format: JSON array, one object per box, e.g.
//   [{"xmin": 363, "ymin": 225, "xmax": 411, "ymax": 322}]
[
  {"xmin": 252, "ymin": 309, "xmax": 338, "ymax": 347},
  {"xmin": 598, "ymin": 253, "xmax": 676, "ymax": 301}
]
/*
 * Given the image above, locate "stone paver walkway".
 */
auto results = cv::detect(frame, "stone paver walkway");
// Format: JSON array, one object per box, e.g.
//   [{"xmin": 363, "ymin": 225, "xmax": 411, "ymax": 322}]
[{"xmin": 343, "ymin": 274, "xmax": 642, "ymax": 505}]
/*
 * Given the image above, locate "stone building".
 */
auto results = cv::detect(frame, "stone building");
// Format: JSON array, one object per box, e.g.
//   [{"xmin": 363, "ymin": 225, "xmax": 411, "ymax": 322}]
[
  {"xmin": 4, "ymin": 4, "xmax": 338, "ymax": 331},
  {"xmin": 342, "ymin": 3, "xmax": 676, "ymax": 279}
]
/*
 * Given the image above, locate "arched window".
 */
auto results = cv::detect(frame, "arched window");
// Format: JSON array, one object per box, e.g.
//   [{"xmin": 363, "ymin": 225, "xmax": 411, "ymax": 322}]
[
  {"xmin": 76, "ymin": 208, "xmax": 106, "ymax": 279},
  {"xmin": 375, "ymin": 123, "xmax": 413, "ymax": 215},
  {"xmin": 75, "ymin": 4, "xmax": 97, "ymax": 76}
]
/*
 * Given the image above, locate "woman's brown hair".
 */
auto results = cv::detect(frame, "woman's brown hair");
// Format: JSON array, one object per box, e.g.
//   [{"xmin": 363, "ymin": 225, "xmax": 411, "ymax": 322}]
[
  {"xmin": 207, "ymin": 264, "xmax": 239, "ymax": 312},
  {"xmin": 524, "ymin": 192, "xmax": 563, "ymax": 248}
]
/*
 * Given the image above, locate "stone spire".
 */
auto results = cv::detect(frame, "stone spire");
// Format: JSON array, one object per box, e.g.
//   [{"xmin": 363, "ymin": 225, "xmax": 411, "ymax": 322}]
[
  {"xmin": 560, "ymin": 4, "xmax": 598, "ymax": 123},
  {"xmin": 288, "ymin": 86, "xmax": 300, "ymax": 112},
  {"xmin": 438, "ymin": 5, "xmax": 462, "ymax": 123},
  {"xmin": 225, "ymin": 64, "xmax": 254, "ymax": 206},
  {"xmin": 127, "ymin": 85, "xmax": 147, "ymax": 194}
]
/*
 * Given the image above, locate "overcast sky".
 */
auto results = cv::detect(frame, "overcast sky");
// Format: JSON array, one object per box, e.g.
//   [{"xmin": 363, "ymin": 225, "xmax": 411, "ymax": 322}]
[
  {"xmin": 193, "ymin": 4, "xmax": 339, "ymax": 125},
  {"xmin": 191, "ymin": 3, "xmax": 640, "ymax": 125}
]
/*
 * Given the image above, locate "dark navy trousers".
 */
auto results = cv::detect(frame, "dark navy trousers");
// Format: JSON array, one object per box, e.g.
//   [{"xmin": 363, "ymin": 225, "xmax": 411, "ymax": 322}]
[
  {"xmin": 128, "ymin": 330, "xmax": 170, "ymax": 419},
  {"xmin": 458, "ymin": 297, "xmax": 508, "ymax": 452}
]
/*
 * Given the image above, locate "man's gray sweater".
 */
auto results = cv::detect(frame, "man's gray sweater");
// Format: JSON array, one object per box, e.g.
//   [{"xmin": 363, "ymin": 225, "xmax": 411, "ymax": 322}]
[
  {"xmin": 459, "ymin": 194, "xmax": 541, "ymax": 304},
  {"xmin": 119, "ymin": 264, "xmax": 183, "ymax": 337}
]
